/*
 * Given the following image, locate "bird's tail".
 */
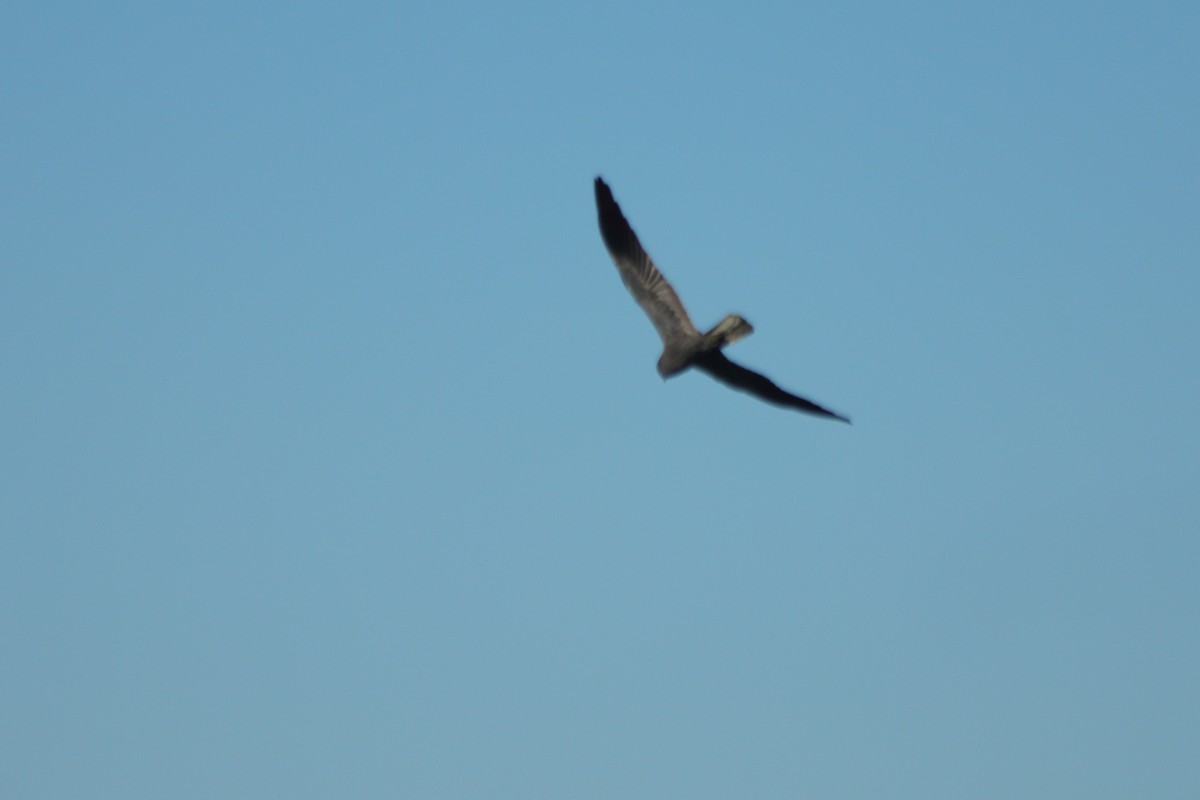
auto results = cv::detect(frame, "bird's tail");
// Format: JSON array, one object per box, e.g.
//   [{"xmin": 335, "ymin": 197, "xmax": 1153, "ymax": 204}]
[{"xmin": 703, "ymin": 314, "xmax": 754, "ymax": 349}]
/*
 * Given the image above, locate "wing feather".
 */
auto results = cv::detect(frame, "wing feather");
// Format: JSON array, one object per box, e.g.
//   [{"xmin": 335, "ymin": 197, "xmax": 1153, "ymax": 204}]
[
  {"xmin": 693, "ymin": 351, "xmax": 851, "ymax": 423},
  {"xmin": 594, "ymin": 177, "xmax": 699, "ymax": 344}
]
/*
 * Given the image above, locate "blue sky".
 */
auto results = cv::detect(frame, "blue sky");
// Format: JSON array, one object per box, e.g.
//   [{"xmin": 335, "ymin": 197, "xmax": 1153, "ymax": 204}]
[{"xmin": 3, "ymin": 1, "xmax": 1198, "ymax": 797}]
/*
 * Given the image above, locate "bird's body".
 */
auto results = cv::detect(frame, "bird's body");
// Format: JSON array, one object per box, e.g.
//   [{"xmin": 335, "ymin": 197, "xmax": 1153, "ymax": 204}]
[{"xmin": 594, "ymin": 176, "xmax": 849, "ymax": 423}]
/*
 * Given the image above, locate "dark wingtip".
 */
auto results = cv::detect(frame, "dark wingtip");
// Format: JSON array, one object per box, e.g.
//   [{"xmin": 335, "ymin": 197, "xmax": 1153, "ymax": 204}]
[
  {"xmin": 594, "ymin": 176, "xmax": 613, "ymax": 204},
  {"xmin": 594, "ymin": 176, "xmax": 635, "ymax": 256},
  {"xmin": 825, "ymin": 406, "xmax": 852, "ymax": 424}
]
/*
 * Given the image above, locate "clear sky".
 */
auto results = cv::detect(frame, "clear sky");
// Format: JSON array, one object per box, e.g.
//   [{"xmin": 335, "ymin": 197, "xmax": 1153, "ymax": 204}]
[{"xmin": 3, "ymin": 1, "xmax": 1198, "ymax": 797}]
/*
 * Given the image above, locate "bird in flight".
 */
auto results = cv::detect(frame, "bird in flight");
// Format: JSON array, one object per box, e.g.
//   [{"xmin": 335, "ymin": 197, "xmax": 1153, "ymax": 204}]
[{"xmin": 594, "ymin": 176, "xmax": 850, "ymax": 423}]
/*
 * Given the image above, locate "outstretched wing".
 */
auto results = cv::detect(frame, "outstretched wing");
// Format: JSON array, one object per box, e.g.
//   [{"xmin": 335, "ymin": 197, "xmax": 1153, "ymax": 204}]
[
  {"xmin": 693, "ymin": 351, "xmax": 851, "ymax": 423},
  {"xmin": 595, "ymin": 177, "xmax": 699, "ymax": 345}
]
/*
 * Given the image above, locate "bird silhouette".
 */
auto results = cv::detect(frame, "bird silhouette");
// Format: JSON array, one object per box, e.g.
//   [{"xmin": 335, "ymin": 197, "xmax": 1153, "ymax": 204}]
[{"xmin": 594, "ymin": 176, "xmax": 850, "ymax": 423}]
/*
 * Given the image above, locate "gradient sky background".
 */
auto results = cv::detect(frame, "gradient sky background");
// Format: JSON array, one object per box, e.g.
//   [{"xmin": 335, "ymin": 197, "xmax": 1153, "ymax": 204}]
[{"xmin": 3, "ymin": 2, "xmax": 1198, "ymax": 798}]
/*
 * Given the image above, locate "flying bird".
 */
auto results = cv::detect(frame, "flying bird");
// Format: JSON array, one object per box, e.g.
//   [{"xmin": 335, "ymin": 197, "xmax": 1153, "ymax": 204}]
[{"xmin": 594, "ymin": 176, "xmax": 850, "ymax": 423}]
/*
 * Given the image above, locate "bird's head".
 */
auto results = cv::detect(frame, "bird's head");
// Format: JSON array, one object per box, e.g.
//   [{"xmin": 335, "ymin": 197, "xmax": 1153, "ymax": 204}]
[{"xmin": 656, "ymin": 350, "xmax": 689, "ymax": 380}]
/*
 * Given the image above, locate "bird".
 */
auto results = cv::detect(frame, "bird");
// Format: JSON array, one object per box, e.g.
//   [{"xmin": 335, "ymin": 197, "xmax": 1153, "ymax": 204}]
[{"xmin": 594, "ymin": 176, "xmax": 850, "ymax": 423}]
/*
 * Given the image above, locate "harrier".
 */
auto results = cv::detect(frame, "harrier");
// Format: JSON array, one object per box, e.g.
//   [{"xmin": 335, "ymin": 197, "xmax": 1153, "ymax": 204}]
[{"xmin": 594, "ymin": 177, "xmax": 850, "ymax": 423}]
